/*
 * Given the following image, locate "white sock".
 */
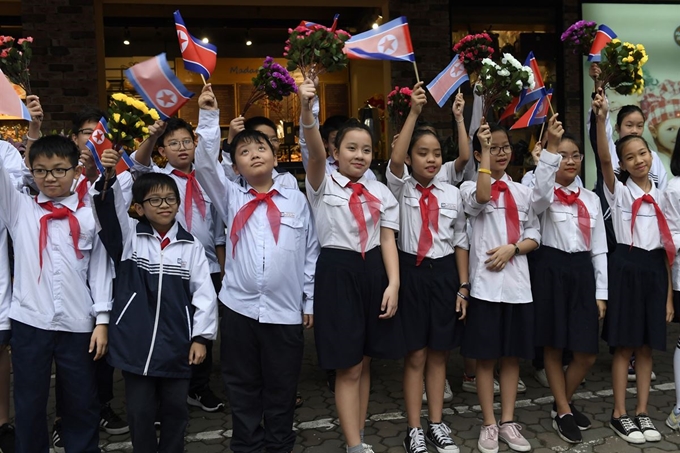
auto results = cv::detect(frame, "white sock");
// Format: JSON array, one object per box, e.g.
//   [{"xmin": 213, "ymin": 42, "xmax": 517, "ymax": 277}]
[{"xmin": 674, "ymin": 336, "xmax": 680, "ymax": 411}]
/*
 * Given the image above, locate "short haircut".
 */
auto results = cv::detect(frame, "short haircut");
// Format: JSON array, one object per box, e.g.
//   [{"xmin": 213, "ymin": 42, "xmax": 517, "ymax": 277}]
[
  {"xmin": 321, "ymin": 115, "xmax": 349, "ymax": 142},
  {"xmin": 228, "ymin": 129, "xmax": 275, "ymax": 163},
  {"xmin": 415, "ymin": 119, "xmax": 437, "ymax": 135},
  {"xmin": 616, "ymin": 105, "xmax": 646, "ymax": 128},
  {"xmin": 560, "ymin": 132, "xmax": 584, "ymax": 154},
  {"xmin": 472, "ymin": 123, "xmax": 510, "ymax": 154},
  {"xmin": 407, "ymin": 129, "xmax": 441, "ymax": 156},
  {"xmin": 615, "ymin": 134, "xmax": 650, "ymax": 183},
  {"xmin": 157, "ymin": 118, "xmax": 195, "ymax": 147},
  {"xmin": 28, "ymin": 135, "xmax": 80, "ymax": 167},
  {"xmin": 244, "ymin": 116, "xmax": 277, "ymax": 133},
  {"xmin": 334, "ymin": 118, "xmax": 377, "ymax": 150},
  {"xmin": 132, "ymin": 173, "xmax": 181, "ymax": 206},
  {"xmin": 71, "ymin": 107, "xmax": 106, "ymax": 136}
]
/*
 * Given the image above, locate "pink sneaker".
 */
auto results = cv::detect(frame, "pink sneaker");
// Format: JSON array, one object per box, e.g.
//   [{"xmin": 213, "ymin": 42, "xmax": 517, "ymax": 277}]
[
  {"xmin": 477, "ymin": 424, "xmax": 499, "ymax": 453},
  {"xmin": 498, "ymin": 422, "xmax": 531, "ymax": 452}
]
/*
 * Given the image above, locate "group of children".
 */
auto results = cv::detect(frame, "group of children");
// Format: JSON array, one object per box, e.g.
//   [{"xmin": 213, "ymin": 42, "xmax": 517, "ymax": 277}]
[{"xmin": 0, "ymin": 62, "xmax": 679, "ymax": 453}]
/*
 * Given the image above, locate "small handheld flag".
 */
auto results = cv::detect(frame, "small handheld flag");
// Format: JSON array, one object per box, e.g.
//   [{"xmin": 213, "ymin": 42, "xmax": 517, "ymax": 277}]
[
  {"xmin": 510, "ymin": 90, "xmax": 553, "ymax": 130},
  {"xmin": 124, "ymin": 53, "xmax": 194, "ymax": 120},
  {"xmin": 0, "ymin": 70, "xmax": 31, "ymax": 121},
  {"xmin": 426, "ymin": 55, "xmax": 469, "ymax": 108},
  {"xmin": 174, "ymin": 10, "xmax": 218, "ymax": 80},
  {"xmin": 588, "ymin": 24, "xmax": 617, "ymax": 62},
  {"xmin": 86, "ymin": 118, "xmax": 135, "ymax": 175},
  {"xmin": 499, "ymin": 52, "xmax": 547, "ymax": 120},
  {"xmin": 344, "ymin": 17, "xmax": 415, "ymax": 62}
]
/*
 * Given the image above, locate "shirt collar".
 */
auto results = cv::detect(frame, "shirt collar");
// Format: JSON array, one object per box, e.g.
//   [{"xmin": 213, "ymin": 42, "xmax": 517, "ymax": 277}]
[
  {"xmin": 554, "ymin": 180, "xmax": 580, "ymax": 193},
  {"xmin": 37, "ymin": 192, "xmax": 81, "ymax": 212},
  {"xmin": 490, "ymin": 173, "xmax": 512, "ymax": 184},
  {"xmin": 236, "ymin": 176, "xmax": 290, "ymax": 199},
  {"xmin": 406, "ymin": 174, "xmax": 445, "ymax": 191},
  {"xmin": 163, "ymin": 162, "xmax": 194, "ymax": 175},
  {"xmin": 331, "ymin": 169, "xmax": 371, "ymax": 188},
  {"xmin": 627, "ymin": 177, "xmax": 657, "ymax": 199}
]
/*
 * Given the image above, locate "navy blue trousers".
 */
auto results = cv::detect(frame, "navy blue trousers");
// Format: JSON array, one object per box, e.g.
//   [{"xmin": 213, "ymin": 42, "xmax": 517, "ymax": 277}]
[{"xmin": 11, "ymin": 321, "xmax": 100, "ymax": 453}]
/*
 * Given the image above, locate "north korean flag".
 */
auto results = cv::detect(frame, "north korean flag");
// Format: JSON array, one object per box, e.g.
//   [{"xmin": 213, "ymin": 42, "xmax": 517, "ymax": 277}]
[
  {"xmin": 86, "ymin": 118, "xmax": 135, "ymax": 175},
  {"xmin": 174, "ymin": 10, "xmax": 218, "ymax": 79},
  {"xmin": 0, "ymin": 69, "xmax": 31, "ymax": 121},
  {"xmin": 426, "ymin": 55, "xmax": 469, "ymax": 108},
  {"xmin": 510, "ymin": 90, "xmax": 553, "ymax": 130},
  {"xmin": 500, "ymin": 52, "xmax": 547, "ymax": 120},
  {"xmin": 344, "ymin": 17, "xmax": 415, "ymax": 62},
  {"xmin": 588, "ymin": 24, "xmax": 617, "ymax": 62},
  {"xmin": 124, "ymin": 53, "xmax": 194, "ymax": 120}
]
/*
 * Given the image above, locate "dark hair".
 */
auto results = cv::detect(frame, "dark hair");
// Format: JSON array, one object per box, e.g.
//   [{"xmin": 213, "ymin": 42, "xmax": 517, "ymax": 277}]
[
  {"xmin": 28, "ymin": 135, "xmax": 80, "ymax": 167},
  {"xmin": 244, "ymin": 116, "xmax": 277, "ymax": 133},
  {"xmin": 157, "ymin": 118, "xmax": 195, "ymax": 147},
  {"xmin": 560, "ymin": 132, "xmax": 584, "ymax": 154},
  {"xmin": 71, "ymin": 107, "xmax": 107, "ymax": 136},
  {"xmin": 321, "ymin": 115, "xmax": 349, "ymax": 142},
  {"xmin": 334, "ymin": 118, "xmax": 377, "ymax": 150},
  {"xmin": 616, "ymin": 105, "xmax": 646, "ymax": 129},
  {"xmin": 671, "ymin": 127, "xmax": 680, "ymax": 177},
  {"xmin": 472, "ymin": 123, "xmax": 510, "ymax": 156},
  {"xmin": 415, "ymin": 119, "xmax": 437, "ymax": 135},
  {"xmin": 228, "ymin": 129, "xmax": 275, "ymax": 163},
  {"xmin": 615, "ymin": 134, "xmax": 650, "ymax": 183},
  {"xmin": 132, "ymin": 173, "xmax": 181, "ymax": 206},
  {"xmin": 407, "ymin": 129, "xmax": 441, "ymax": 156}
]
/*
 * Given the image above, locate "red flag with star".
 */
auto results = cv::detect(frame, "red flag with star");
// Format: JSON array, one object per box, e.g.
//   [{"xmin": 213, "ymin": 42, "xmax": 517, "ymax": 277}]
[
  {"xmin": 343, "ymin": 17, "xmax": 415, "ymax": 62},
  {"xmin": 86, "ymin": 118, "xmax": 134, "ymax": 175},
  {"xmin": 124, "ymin": 53, "xmax": 194, "ymax": 120},
  {"xmin": 174, "ymin": 10, "xmax": 218, "ymax": 79},
  {"xmin": 510, "ymin": 90, "xmax": 553, "ymax": 130}
]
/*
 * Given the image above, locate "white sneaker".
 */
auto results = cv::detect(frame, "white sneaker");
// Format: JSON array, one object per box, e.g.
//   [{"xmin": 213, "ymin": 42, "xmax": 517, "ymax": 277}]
[
  {"xmin": 533, "ymin": 369, "xmax": 549, "ymax": 388},
  {"xmin": 443, "ymin": 379, "xmax": 453, "ymax": 403},
  {"xmin": 462, "ymin": 374, "xmax": 500, "ymax": 395},
  {"xmin": 517, "ymin": 377, "xmax": 527, "ymax": 394}
]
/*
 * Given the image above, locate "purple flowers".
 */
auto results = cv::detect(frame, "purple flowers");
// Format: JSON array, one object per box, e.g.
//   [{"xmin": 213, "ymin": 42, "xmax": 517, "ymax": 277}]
[
  {"xmin": 242, "ymin": 56, "xmax": 297, "ymax": 115},
  {"xmin": 561, "ymin": 21, "xmax": 598, "ymax": 56}
]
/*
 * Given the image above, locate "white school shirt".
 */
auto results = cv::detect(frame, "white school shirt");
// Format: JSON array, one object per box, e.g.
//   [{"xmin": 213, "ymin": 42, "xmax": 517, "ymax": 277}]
[
  {"xmin": 461, "ymin": 174, "xmax": 542, "ymax": 303},
  {"xmin": 434, "ymin": 160, "xmax": 465, "ymax": 185},
  {"xmin": 522, "ymin": 170, "xmax": 584, "ymax": 189},
  {"xmin": 299, "ymin": 96, "xmax": 377, "ymax": 180},
  {"xmin": 537, "ymin": 181, "xmax": 609, "ymax": 300},
  {"xmin": 0, "ymin": 158, "xmax": 113, "ymax": 333},
  {"xmin": 604, "ymin": 178, "xmax": 666, "ymax": 250},
  {"xmin": 586, "ymin": 106, "xmax": 668, "ymax": 190},
  {"xmin": 307, "ymin": 170, "xmax": 399, "ymax": 252},
  {"xmin": 661, "ymin": 177, "xmax": 680, "ymax": 290},
  {"xmin": 385, "ymin": 164, "xmax": 468, "ymax": 257},
  {"xmin": 194, "ymin": 109, "xmax": 319, "ymax": 325},
  {"xmin": 129, "ymin": 156, "xmax": 226, "ymax": 274}
]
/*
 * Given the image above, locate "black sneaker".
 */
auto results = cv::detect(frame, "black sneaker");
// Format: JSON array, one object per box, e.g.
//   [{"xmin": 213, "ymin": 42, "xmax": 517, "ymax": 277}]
[
  {"xmin": 610, "ymin": 414, "xmax": 645, "ymax": 444},
  {"xmin": 403, "ymin": 426, "xmax": 428, "ymax": 453},
  {"xmin": 550, "ymin": 403, "xmax": 591, "ymax": 430},
  {"xmin": 425, "ymin": 422, "xmax": 459, "ymax": 452},
  {"xmin": 187, "ymin": 387, "xmax": 224, "ymax": 412},
  {"xmin": 0, "ymin": 423, "xmax": 15, "ymax": 453},
  {"xmin": 52, "ymin": 420, "xmax": 64, "ymax": 453},
  {"xmin": 634, "ymin": 413, "xmax": 661, "ymax": 442},
  {"xmin": 552, "ymin": 414, "xmax": 582, "ymax": 444},
  {"xmin": 99, "ymin": 402, "xmax": 129, "ymax": 435}
]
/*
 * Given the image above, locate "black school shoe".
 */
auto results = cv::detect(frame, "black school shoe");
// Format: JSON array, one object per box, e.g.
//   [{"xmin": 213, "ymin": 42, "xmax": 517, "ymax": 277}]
[
  {"xmin": 100, "ymin": 402, "xmax": 130, "ymax": 435},
  {"xmin": 52, "ymin": 420, "xmax": 64, "ymax": 453},
  {"xmin": 551, "ymin": 403, "xmax": 591, "ymax": 430},
  {"xmin": 552, "ymin": 414, "xmax": 582, "ymax": 444},
  {"xmin": 610, "ymin": 414, "xmax": 645, "ymax": 444},
  {"xmin": 0, "ymin": 423, "xmax": 15, "ymax": 453}
]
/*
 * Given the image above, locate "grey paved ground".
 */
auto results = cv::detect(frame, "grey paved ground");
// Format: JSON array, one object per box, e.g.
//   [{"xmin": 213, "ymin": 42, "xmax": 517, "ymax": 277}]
[{"xmin": 41, "ymin": 323, "xmax": 680, "ymax": 452}]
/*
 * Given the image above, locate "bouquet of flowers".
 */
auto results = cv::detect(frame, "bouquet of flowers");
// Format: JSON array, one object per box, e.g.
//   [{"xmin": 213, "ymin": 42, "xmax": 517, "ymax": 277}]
[
  {"xmin": 242, "ymin": 56, "xmax": 297, "ymax": 115},
  {"xmin": 475, "ymin": 53, "xmax": 536, "ymax": 119},
  {"xmin": 597, "ymin": 39, "xmax": 648, "ymax": 95},
  {"xmin": 108, "ymin": 93, "xmax": 160, "ymax": 151},
  {"xmin": 387, "ymin": 86, "xmax": 413, "ymax": 132},
  {"xmin": 284, "ymin": 21, "xmax": 351, "ymax": 79},
  {"xmin": 0, "ymin": 36, "xmax": 33, "ymax": 95},
  {"xmin": 453, "ymin": 33, "xmax": 495, "ymax": 80},
  {"xmin": 560, "ymin": 20, "xmax": 598, "ymax": 56}
]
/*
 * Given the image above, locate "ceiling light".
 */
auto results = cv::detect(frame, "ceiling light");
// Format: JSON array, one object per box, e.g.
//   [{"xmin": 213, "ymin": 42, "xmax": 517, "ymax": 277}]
[
  {"xmin": 123, "ymin": 27, "xmax": 131, "ymax": 45},
  {"xmin": 202, "ymin": 37, "xmax": 209, "ymax": 44}
]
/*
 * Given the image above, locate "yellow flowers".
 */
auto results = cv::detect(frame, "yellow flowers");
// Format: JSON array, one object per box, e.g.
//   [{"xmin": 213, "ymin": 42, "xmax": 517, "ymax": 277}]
[
  {"xmin": 111, "ymin": 93, "xmax": 126, "ymax": 102},
  {"xmin": 107, "ymin": 92, "xmax": 156, "ymax": 152},
  {"xmin": 149, "ymin": 109, "xmax": 160, "ymax": 121},
  {"xmin": 599, "ymin": 40, "xmax": 649, "ymax": 97},
  {"xmin": 135, "ymin": 120, "xmax": 145, "ymax": 128},
  {"xmin": 611, "ymin": 38, "xmax": 621, "ymax": 44},
  {"xmin": 112, "ymin": 113, "xmax": 121, "ymax": 123}
]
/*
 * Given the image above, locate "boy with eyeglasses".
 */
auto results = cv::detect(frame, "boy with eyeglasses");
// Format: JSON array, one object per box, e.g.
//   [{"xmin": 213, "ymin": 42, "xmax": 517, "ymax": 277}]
[
  {"xmin": 93, "ymin": 152, "xmax": 218, "ymax": 453},
  {"xmin": 0, "ymin": 135, "xmax": 112, "ymax": 453},
  {"xmin": 131, "ymin": 117, "xmax": 226, "ymax": 412}
]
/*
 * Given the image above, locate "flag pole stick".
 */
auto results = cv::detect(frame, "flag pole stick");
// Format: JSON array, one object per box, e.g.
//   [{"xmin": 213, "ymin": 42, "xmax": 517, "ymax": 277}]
[
  {"xmin": 548, "ymin": 100, "xmax": 556, "ymax": 117},
  {"xmin": 200, "ymin": 74, "xmax": 207, "ymax": 86},
  {"xmin": 412, "ymin": 61, "xmax": 421, "ymax": 84},
  {"xmin": 538, "ymin": 122, "xmax": 546, "ymax": 144}
]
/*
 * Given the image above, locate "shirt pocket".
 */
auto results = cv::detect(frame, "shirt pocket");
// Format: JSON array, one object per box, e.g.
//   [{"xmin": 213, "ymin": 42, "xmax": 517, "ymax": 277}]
[
  {"xmin": 279, "ymin": 216, "xmax": 304, "ymax": 251},
  {"xmin": 68, "ymin": 232, "xmax": 93, "ymax": 271},
  {"xmin": 322, "ymin": 194, "xmax": 349, "ymax": 208},
  {"xmin": 549, "ymin": 210, "xmax": 569, "ymax": 223},
  {"xmin": 516, "ymin": 203, "xmax": 530, "ymax": 223}
]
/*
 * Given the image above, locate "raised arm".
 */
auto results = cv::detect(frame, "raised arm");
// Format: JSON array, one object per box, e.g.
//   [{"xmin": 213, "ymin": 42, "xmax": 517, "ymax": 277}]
[
  {"xmin": 193, "ymin": 85, "xmax": 232, "ymax": 227},
  {"xmin": 299, "ymin": 79, "xmax": 326, "ymax": 191},
  {"xmin": 452, "ymin": 93, "xmax": 470, "ymax": 173},
  {"xmin": 531, "ymin": 114, "xmax": 563, "ymax": 215},
  {"xmin": 474, "ymin": 123, "xmax": 492, "ymax": 204},
  {"xmin": 23, "ymin": 95, "xmax": 43, "ymax": 158},
  {"xmin": 130, "ymin": 120, "xmax": 166, "ymax": 177},
  {"xmin": 593, "ymin": 89, "xmax": 616, "ymax": 194},
  {"xmin": 389, "ymin": 82, "xmax": 426, "ymax": 178},
  {"xmin": 299, "ymin": 94, "xmax": 320, "ymax": 172}
]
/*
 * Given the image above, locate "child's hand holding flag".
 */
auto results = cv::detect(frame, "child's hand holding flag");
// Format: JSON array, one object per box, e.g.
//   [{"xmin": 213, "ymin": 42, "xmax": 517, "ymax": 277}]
[
  {"xmin": 100, "ymin": 148, "xmax": 124, "ymax": 170},
  {"xmin": 545, "ymin": 114, "xmax": 564, "ymax": 153},
  {"xmin": 198, "ymin": 84, "xmax": 218, "ymax": 111}
]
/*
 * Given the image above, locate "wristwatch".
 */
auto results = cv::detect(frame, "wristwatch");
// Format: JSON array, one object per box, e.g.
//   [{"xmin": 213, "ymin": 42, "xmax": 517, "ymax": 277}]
[
  {"xmin": 459, "ymin": 282, "xmax": 471, "ymax": 291},
  {"xmin": 514, "ymin": 243, "xmax": 520, "ymax": 256}
]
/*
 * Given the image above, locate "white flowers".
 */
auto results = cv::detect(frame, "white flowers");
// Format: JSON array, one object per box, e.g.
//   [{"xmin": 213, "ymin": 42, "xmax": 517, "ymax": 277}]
[
  {"xmin": 498, "ymin": 68, "xmax": 510, "ymax": 77},
  {"xmin": 502, "ymin": 53, "xmax": 522, "ymax": 69},
  {"xmin": 522, "ymin": 67, "xmax": 536, "ymax": 89},
  {"xmin": 516, "ymin": 80, "xmax": 524, "ymax": 88}
]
